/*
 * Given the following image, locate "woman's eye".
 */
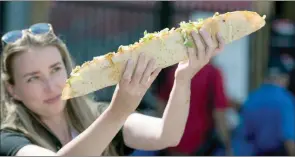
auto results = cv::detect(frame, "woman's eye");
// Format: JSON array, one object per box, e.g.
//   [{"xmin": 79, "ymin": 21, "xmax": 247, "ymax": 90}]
[
  {"xmin": 27, "ymin": 76, "xmax": 39, "ymax": 83},
  {"xmin": 52, "ymin": 67, "xmax": 61, "ymax": 73}
]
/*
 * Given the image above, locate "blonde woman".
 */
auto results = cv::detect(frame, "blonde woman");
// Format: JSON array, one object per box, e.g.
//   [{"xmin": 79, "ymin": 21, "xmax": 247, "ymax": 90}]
[{"xmin": 0, "ymin": 23, "xmax": 224, "ymax": 156}]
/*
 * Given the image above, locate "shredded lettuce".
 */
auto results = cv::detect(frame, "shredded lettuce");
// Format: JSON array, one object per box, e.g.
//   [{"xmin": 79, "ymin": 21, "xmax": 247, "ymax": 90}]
[
  {"xmin": 179, "ymin": 19, "xmax": 204, "ymax": 48},
  {"xmin": 184, "ymin": 39, "xmax": 194, "ymax": 48},
  {"xmin": 140, "ymin": 28, "xmax": 171, "ymax": 43},
  {"xmin": 140, "ymin": 18, "xmax": 204, "ymax": 48},
  {"xmin": 159, "ymin": 28, "xmax": 169, "ymax": 36},
  {"xmin": 181, "ymin": 32, "xmax": 193, "ymax": 48},
  {"xmin": 198, "ymin": 18, "xmax": 204, "ymax": 23},
  {"xmin": 179, "ymin": 19, "xmax": 203, "ymax": 33},
  {"xmin": 140, "ymin": 31, "xmax": 155, "ymax": 43}
]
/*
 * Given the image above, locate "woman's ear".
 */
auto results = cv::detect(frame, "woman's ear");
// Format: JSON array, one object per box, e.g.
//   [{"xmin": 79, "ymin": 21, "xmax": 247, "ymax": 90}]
[{"xmin": 5, "ymin": 81, "xmax": 21, "ymax": 101}]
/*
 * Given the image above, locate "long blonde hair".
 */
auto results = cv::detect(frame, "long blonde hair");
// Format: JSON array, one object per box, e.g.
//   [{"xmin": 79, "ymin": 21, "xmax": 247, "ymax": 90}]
[{"xmin": 0, "ymin": 28, "xmax": 118, "ymax": 155}]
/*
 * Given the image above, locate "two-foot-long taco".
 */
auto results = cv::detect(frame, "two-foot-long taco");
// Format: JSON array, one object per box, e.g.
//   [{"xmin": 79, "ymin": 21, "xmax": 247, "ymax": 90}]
[{"xmin": 62, "ymin": 10, "xmax": 266, "ymax": 100}]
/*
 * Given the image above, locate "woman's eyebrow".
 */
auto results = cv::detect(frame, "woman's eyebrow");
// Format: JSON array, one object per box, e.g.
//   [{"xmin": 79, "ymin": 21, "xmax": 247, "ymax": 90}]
[
  {"xmin": 22, "ymin": 62, "xmax": 62, "ymax": 78},
  {"xmin": 23, "ymin": 71, "xmax": 39, "ymax": 78},
  {"xmin": 50, "ymin": 62, "xmax": 62, "ymax": 68}
]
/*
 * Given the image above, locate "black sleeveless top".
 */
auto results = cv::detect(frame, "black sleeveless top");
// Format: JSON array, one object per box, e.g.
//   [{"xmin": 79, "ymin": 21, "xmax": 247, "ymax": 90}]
[{"xmin": 0, "ymin": 127, "xmax": 134, "ymax": 156}]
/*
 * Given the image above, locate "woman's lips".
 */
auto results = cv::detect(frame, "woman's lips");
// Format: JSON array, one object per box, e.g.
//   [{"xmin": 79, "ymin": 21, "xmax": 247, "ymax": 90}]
[{"xmin": 44, "ymin": 94, "xmax": 61, "ymax": 104}]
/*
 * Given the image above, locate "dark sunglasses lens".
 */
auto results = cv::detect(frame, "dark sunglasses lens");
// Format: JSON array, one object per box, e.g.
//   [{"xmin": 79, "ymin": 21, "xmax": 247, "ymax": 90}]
[
  {"xmin": 2, "ymin": 30, "xmax": 23, "ymax": 43},
  {"xmin": 30, "ymin": 23, "xmax": 50, "ymax": 34}
]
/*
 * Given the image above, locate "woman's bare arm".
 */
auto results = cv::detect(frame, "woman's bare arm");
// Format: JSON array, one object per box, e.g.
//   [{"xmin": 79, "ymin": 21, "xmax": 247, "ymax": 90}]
[
  {"xmin": 122, "ymin": 30, "xmax": 225, "ymax": 150},
  {"xmin": 122, "ymin": 80, "xmax": 191, "ymax": 150},
  {"xmin": 16, "ymin": 90, "xmax": 137, "ymax": 156}
]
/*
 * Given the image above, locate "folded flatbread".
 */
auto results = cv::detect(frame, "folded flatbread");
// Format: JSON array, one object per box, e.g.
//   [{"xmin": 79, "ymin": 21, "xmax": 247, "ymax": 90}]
[{"xmin": 62, "ymin": 11, "xmax": 266, "ymax": 100}]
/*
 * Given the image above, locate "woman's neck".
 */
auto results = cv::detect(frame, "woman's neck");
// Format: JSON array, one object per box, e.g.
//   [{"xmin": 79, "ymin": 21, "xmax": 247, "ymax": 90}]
[{"xmin": 40, "ymin": 112, "xmax": 72, "ymax": 145}]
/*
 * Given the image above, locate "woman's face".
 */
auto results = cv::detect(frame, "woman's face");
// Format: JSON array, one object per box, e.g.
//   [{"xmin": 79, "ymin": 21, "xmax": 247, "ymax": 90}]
[{"xmin": 8, "ymin": 46, "xmax": 68, "ymax": 118}]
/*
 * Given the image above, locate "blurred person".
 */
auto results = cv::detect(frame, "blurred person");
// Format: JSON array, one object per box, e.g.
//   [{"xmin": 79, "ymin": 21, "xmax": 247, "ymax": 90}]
[
  {"xmin": 287, "ymin": 54, "xmax": 295, "ymax": 96},
  {"xmin": 0, "ymin": 23, "xmax": 225, "ymax": 156},
  {"xmin": 158, "ymin": 62, "xmax": 231, "ymax": 156},
  {"xmin": 288, "ymin": 67, "xmax": 295, "ymax": 96},
  {"xmin": 232, "ymin": 57, "xmax": 295, "ymax": 156}
]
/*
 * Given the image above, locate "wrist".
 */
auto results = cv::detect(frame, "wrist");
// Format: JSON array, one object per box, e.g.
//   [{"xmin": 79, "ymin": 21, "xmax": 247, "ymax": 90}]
[
  {"xmin": 174, "ymin": 76, "xmax": 192, "ymax": 87},
  {"xmin": 110, "ymin": 86, "xmax": 140, "ymax": 112}
]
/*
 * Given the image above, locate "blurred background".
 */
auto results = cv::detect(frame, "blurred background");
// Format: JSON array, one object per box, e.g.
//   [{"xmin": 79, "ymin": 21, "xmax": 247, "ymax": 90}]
[
  {"xmin": 1, "ymin": 1, "xmax": 295, "ymax": 156},
  {"xmin": 0, "ymin": 1, "xmax": 283, "ymax": 106}
]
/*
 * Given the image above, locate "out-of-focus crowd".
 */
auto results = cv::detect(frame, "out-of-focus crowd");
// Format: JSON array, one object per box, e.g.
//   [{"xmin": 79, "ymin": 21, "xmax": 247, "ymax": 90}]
[
  {"xmin": 126, "ymin": 19, "xmax": 295, "ymax": 156},
  {"xmin": 128, "ymin": 56, "xmax": 295, "ymax": 156}
]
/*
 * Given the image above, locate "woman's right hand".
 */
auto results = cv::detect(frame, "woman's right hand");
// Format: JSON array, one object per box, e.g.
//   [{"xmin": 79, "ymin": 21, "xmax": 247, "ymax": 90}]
[
  {"xmin": 174, "ymin": 30, "xmax": 225, "ymax": 83},
  {"xmin": 112, "ymin": 53, "xmax": 162, "ymax": 110}
]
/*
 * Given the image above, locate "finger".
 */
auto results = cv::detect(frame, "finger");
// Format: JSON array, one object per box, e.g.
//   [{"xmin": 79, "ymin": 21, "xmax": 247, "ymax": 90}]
[
  {"xmin": 131, "ymin": 53, "xmax": 147, "ymax": 84},
  {"xmin": 120, "ymin": 59, "xmax": 134, "ymax": 84},
  {"xmin": 214, "ymin": 32, "xmax": 225, "ymax": 55},
  {"xmin": 187, "ymin": 46, "xmax": 196, "ymax": 64},
  {"xmin": 140, "ymin": 58, "xmax": 156, "ymax": 84},
  {"xmin": 147, "ymin": 68, "xmax": 162, "ymax": 86},
  {"xmin": 191, "ymin": 31, "xmax": 205, "ymax": 60},
  {"xmin": 199, "ymin": 28, "xmax": 214, "ymax": 55}
]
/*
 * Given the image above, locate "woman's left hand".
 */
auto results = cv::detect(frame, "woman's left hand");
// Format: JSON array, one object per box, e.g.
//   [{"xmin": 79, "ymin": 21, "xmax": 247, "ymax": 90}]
[{"xmin": 175, "ymin": 28, "xmax": 225, "ymax": 83}]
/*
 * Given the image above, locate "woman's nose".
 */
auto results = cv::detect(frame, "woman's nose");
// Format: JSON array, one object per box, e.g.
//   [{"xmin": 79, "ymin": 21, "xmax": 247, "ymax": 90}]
[{"xmin": 43, "ymin": 78, "xmax": 56, "ymax": 93}]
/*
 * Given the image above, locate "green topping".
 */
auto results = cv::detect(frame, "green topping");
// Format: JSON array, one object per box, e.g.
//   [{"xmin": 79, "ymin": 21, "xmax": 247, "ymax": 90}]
[
  {"xmin": 140, "ymin": 19, "xmax": 204, "ymax": 48},
  {"xmin": 140, "ymin": 31, "xmax": 155, "ymax": 43},
  {"xmin": 179, "ymin": 19, "xmax": 204, "ymax": 48},
  {"xmin": 184, "ymin": 39, "xmax": 194, "ymax": 48},
  {"xmin": 181, "ymin": 32, "xmax": 193, "ymax": 48},
  {"xmin": 179, "ymin": 19, "xmax": 202, "ymax": 33},
  {"xmin": 198, "ymin": 18, "xmax": 204, "ymax": 23},
  {"xmin": 144, "ymin": 30, "xmax": 148, "ymax": 36},
  {"xmin": 140, "ymin": 28, "xmax": 170, "ymax": 43}
]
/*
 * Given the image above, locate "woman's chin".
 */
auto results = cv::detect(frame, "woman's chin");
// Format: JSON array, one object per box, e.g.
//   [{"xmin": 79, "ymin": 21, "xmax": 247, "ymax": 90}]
[{"xmin": 45, "ymin": 100, "xmax": 66, "ymax": 115}]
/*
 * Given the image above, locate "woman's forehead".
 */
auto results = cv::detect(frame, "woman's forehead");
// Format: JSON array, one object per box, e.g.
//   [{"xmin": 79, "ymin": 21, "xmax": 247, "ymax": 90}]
[{"xmin": 12, "ymin": 46, "xmax": 63, "ymax": 74}]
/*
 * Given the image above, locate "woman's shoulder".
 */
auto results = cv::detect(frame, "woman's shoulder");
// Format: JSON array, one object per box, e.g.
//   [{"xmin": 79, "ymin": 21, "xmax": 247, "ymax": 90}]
[{"xmin": 0, "ymin": 128, "xmax": 32, "ymax": 156}]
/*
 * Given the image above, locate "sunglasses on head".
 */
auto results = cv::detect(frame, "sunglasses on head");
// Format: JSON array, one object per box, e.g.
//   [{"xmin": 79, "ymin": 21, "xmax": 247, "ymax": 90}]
[{"xmin": 1, "ymin": 23, "xmax": 53, "ymax": 45}]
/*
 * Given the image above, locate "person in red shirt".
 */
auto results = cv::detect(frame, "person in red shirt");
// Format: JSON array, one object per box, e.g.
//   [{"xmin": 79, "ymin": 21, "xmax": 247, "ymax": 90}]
[{"xmin": 158, "ymin": 63, "xmax": 231, "ymax": 156}]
